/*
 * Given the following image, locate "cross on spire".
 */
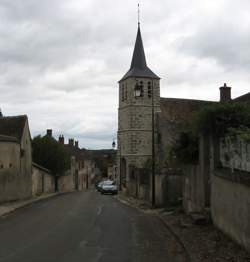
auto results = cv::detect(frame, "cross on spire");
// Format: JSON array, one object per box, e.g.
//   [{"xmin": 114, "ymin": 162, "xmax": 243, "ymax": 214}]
[{"xmin": 119, "ymin": 4, "xmax": 160, "ymax": 82}]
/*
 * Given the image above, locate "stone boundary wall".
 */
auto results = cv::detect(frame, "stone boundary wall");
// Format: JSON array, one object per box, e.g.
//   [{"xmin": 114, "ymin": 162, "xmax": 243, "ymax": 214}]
[
  {"xmin": 58, "ymin": 173, "xmax": 75, "ymax": 193},
  {"xmin": 220, "ymin": 136, "xmax": 250, "ymax": 172},
  {"xmin": 211, "ymin": 170, "xmax": 250, "ymax": 252},
  {"xmin": 0, "ymin": 169, "xmax": 32, "ymax": 203},
  {"xmin": 126, "ymin": 167, "xmax": 182, "ymax": 207},
  {"xmin": 182, "ymin": 165, "xmax": 206, "ymax": 213},
  {"xmin": 32, "ymin": 163, "xmax": 55, "ymax": 196}
]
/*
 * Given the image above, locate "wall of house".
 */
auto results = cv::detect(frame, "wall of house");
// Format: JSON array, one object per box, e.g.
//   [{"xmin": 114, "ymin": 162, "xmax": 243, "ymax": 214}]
[
  {"xmin": 58, "ymin": 172, "xmax": 75, "ymax": 193},
  {"xmin": 19, "ymin": 120, "xmax": 32, "ymax": 198},
  {"xmin": 211, "ymin": 172, "xmax": 250, "ymax": 252},
  {"xmin": 20, "ymin": 121, "xmax": 32, "ymax": 177},
  {"xmin": 0, "ymin": 139, "xmax": 28, "ymax": 203},
  {"xmin": 0, "ymin": 137, "xmax": 34, "ymax": 203},
  {"xmin": 157, "ymin": 99, "xmax": 212, "ymax": 151},
  {"xmin": 83, "ymin": 159, "xmax": 98, "ymax": 186},
  {"xmin": 0, "ymin": 139, "xmax": 20, "ymax": 172}
]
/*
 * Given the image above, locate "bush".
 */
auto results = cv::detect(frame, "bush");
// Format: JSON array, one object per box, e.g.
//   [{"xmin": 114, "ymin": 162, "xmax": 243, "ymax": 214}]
[
  {"xmin": 170, "ymin": 131, "xmax": 199, "ymax": 165},
  {"xmin": 169, "ymin": 102, "xmax": 250, "ymax": 165},
  {"xmin": 191, "ymin": 102, "xmax": 250, "ymax": 137},
  {"xmin": 32, "ymin": 135, "xmax": 71, "ymax": 176}
]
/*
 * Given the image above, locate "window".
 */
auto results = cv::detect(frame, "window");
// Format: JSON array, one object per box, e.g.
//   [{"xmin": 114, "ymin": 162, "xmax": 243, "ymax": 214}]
[
  {"xmin": 125, "ymin": 84, "xmax": 128, "ymax": 100},
  {"xmin": 139, "ymin": 81, "xmax": 144, "ymax": 97},
  {"xmin": 121, "ymin": 85, "xmax": 124, "ymax": 101},
  {"xmin": 247, "ymin": 143, "xmax": 250, "ymax": 161},
  {"xmin": 148, "ymin": 82, "xmax": 152, "ymax": 97}
]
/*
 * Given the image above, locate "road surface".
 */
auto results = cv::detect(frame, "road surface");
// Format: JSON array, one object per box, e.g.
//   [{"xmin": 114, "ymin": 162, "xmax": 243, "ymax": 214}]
[{"xmin": 0, "ymin": 190, "xmax": 184, "ymax": 262}]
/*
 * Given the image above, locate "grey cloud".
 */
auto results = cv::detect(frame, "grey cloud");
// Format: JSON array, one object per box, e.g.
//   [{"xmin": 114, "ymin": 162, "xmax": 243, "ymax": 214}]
[
  {"xmin": 179, "ymin": 27, "xmax": 250, "ymax": 71},
  {"xmin": 177, "ymin": 1, "xmax": 250, "ymax": 72},
  {"xmin": 0, "ymin": 0, "xmax": 249, "ymax": 148}
]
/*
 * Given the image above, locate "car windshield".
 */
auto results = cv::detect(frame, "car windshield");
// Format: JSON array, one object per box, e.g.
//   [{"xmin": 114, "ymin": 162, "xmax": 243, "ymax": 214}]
[{"xmin": 103, "ymin": 180, "xmax": 114, "ymax": 185}]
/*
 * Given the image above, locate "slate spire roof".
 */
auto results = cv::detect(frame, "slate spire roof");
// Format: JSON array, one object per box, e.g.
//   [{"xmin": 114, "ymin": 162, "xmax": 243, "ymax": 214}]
[{"xmin": 119, "ymin": 24, "xmax": 160, "ymax": 82}]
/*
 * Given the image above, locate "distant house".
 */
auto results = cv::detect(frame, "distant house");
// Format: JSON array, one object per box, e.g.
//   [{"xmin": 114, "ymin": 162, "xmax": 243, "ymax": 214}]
[
  {"xmin": 58, "ymin": 133, "xmax": 95, "ymax": 190},
  {"xmin": 0, "ymin": 114, "xmax": 32, "ymax": 203}
]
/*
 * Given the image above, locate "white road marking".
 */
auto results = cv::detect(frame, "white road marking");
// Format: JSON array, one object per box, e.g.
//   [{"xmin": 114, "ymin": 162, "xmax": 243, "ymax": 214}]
[{"xmin": 97, "ymin": 206, "xmax": 103, "ymax": 216}]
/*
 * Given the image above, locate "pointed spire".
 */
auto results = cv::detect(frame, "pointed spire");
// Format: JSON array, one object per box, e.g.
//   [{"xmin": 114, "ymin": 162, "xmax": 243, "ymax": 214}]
[
  {"xmin": 130, "ymin": 25, "xmax": 147, "ymax": 70},
  {"xmin": 120, "ymin": 24, "xmax": 159, "ymax": 82}
]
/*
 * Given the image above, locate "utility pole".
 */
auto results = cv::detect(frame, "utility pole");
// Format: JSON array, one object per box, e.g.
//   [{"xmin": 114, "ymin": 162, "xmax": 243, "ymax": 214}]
[
  {"xmin": 119, "ymin": 142, "xmax": 122, "ymax": 191},
  {"xmin": 151, "ymin": 79, "xmax": 155, "ymax": 207}
]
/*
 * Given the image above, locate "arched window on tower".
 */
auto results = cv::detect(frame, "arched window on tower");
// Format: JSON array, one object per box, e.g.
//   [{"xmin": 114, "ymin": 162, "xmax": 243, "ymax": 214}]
[
  {"xmin": 139, "ymin": 81, "xmax": 144, "ymax": 97},
  {"xmin": 148, "ymin": 82, "xmax": 152, "ymax": 98},
  {"xmin": 121, "ymin": 84, "xmax": 124, "ymax": 101},
  {"xmin": 125, "ymin": 84, "xmax": 128, "ymax": 100}
]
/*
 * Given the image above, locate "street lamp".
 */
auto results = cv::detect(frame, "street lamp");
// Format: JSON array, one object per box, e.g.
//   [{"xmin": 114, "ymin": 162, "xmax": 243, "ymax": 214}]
[
  {"xmin": 112, "ymin": 140, "xmax": 116, "ymax": 150},
  {"xmin": 112, "ymin": 139, "xmax": 122, "ymax": 191}
]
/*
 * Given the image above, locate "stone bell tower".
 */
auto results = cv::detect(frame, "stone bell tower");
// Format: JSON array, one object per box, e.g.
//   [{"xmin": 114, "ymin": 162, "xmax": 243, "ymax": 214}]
[{"xmin": 117, "ymin": 23, "xmax": 160, "ymax": 189}]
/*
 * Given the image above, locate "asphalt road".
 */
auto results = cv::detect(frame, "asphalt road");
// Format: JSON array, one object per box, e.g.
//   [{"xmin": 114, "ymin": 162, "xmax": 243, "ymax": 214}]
[{"xmin": 0, "ymin": 190, "xmax": 183, "ymax": 262}]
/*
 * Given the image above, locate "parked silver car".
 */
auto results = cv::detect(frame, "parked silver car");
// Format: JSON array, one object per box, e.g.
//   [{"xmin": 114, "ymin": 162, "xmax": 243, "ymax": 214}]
[{"xmin": 100, "ymin": 180, "xmax": 118, "ymax": 195}]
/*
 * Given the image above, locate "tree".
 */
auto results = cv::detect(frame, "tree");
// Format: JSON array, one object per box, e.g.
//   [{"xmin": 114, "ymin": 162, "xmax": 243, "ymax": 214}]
[{"xmin": 32, "ymin": 135, "xmax": 70, "ymax": 176}]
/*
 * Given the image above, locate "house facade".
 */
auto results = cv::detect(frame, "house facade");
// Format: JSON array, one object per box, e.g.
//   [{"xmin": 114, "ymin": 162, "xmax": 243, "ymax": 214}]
[{"xmin": 0, "ymin": 115, "xmax": 32, "ymax": 202}]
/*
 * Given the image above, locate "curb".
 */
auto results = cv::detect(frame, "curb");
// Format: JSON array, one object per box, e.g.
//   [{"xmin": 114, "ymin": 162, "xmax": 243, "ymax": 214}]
[
  {"xmin": 157, "ymin": 215, "xmax": 192, "ymax": 262},
  {"xmin": 0, "ymin": 193, "xmax": 60, "ymax": 218},
  {"xmin": 115, "ymin": 194, "xmax": 192, "ymax": 262}
]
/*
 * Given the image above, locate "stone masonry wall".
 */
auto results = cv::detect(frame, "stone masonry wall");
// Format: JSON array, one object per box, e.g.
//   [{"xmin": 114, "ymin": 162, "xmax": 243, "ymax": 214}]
[
  {"xmin": 0, "ymin": 139, "xmax": 32, "ymax": 203},
  {"xmin": 32, "ymin": 163, "xmax": 55, "ymax": 196},
  {"xmin": 211, "ymin": 172, "xmax": 250, "ymax": 252},
  {"xmin": 118, "ymin": 77, "xmax": 160, "ymax": 184}
]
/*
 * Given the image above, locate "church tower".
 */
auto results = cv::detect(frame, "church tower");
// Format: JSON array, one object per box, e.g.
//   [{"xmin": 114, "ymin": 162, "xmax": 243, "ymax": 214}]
[{"xmin": 117, "ymin": 23, "xmax": 160, "ymax": 190}]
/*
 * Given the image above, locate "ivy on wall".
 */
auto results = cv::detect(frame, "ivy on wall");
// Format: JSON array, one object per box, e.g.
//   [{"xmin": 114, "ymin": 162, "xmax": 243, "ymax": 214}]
[{"xmin": 167, "ymin": 102, "xmax": 250, "ymax": 165}]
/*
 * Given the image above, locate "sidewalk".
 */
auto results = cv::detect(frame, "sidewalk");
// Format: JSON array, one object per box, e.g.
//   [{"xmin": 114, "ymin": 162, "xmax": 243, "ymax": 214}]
[
  {"xmin": 115, "ymin": 194, "xmax": 250, "ymax": 262},
  {"xmin": 0, "ymin": 193, "xmax": 59, "ymax": 217}
]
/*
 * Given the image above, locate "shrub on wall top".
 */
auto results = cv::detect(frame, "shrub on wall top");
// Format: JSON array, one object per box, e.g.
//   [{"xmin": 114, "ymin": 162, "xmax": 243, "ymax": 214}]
[{"xmin": 32, "ymin": 135, "xmax": 70, "ymax": 176}]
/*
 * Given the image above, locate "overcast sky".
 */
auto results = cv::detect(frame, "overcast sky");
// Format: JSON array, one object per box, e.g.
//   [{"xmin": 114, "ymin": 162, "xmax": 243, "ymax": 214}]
[{"xmin": 0, "ymin": 0, "xmax": 249, "ymax": 149}]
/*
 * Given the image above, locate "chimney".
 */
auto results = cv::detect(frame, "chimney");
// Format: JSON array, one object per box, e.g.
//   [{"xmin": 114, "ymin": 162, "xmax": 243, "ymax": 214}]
[
  {"xmin": 220, "ymin": 83, "xmax": 231, "ymax": 102},
  {"xmin": 59, "ymin": 135, "xmax": 64, "ymax": 144},
  {"xmin": 75, "ymin": 141, "xmax": 79, "ymax": 148},
  {"xmin": 68, "ymin": 138, "xmax": 74, "ymax": 146},
  {"xmin": 47, "ymin": 129, "xmax": 52, "ymax": 137}
]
